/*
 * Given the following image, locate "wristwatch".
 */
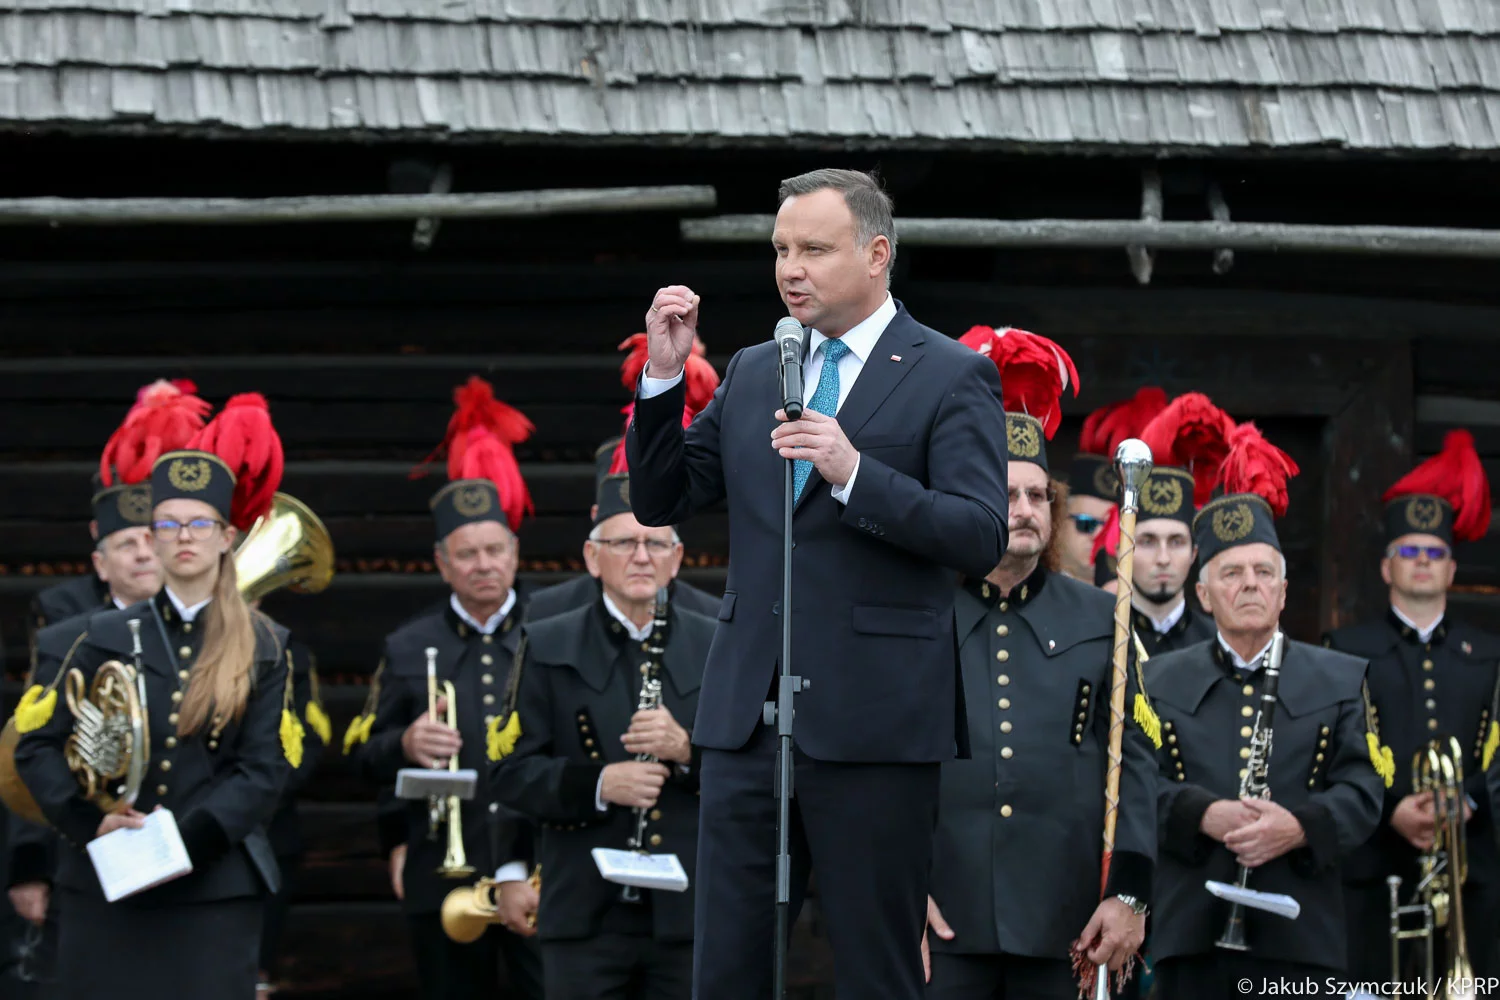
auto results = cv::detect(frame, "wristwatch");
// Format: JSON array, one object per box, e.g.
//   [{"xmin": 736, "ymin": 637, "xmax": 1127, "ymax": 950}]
[{"xmin": 1114, "ymin": 893, "xmax": 1149, "ymax": 917}]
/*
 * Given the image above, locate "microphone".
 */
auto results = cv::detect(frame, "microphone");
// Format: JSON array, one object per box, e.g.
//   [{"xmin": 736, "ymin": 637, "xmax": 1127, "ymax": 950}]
[{"xmin": 775, "ymin": 316, "xmax": 805, "ymax": 420}]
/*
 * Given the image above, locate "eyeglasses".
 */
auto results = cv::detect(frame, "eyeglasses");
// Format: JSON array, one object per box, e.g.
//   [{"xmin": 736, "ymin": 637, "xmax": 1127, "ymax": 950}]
[
  {"xmin": 1068, "ymin": 513, "xmax": 1105, "ymax": 534},
  {"xmin": 1008, "ymin": 486, "xmax": 1056, "ymax": 508},
  {"xmin": 1389, "ymin": 545, "xmax": 1451, "ymax": 561},
  {"xmin": 152, "ymin": 518, "xmax": 222, "ymax": 540},
  {"xmin": 593, "ymin": 536, "xmax": 676, "ymax": 556}
]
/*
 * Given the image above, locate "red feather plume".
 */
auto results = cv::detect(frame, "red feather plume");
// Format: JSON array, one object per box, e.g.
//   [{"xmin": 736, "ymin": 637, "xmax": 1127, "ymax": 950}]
[
  {"xmin": 957, "ymin": 326, "xmax": 1079, "ymax": 439},
  {"xmin": 414, "ymin": 376, "xmax": 534, "ymax": 479},
  {"xmin": 1091, "ymin": 505, "xmax": 1122, "ymax": 565},
  {"xmin": 1137, "ymin": 393, "xmax": 1236, "ymax": 506},
  {"xmin": 1079, "ymin": 387, "xmax": 1169, "ymax": 457},
  {"xmin": 1383, "ymin": 429, "xmax": 1492, "ymax": 543},
  {"xmin": 451, "ymin": 427, "xmax": 534, "ymax": 533},
  {"xmin": 1217, "ymin": 422, "xmax": 1300, "ymax": 518},
  {"xmin": 616, "ymin": 333, "xmax": 719, "ymax": 414},
  {"xmin": 187, "ymin": 393, "xmax": 285, "ymax": 531},
  {"xmin": 99, "ymin": 378, "xmax": 213, "ymax": 487}
]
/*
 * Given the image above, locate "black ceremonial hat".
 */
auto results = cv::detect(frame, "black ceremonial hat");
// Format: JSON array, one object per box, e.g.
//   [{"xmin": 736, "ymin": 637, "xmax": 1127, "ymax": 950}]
[
  {"xmin": 1137, "ymin": 467, "xmax": 1196, "ymax": 527},
  {"xmin": 593, "ymin": 474, "xmax": 632, "ymax": 527},
  {"xmin": 431, "ymin": 479, "xmax": 506, "ymax": 542},
  {"xmin": 1192, "ymin": 493, "xmax": 1281, "ymax": 568},
  {"xmin": 150, "ymin": 450, "xmax": 236, "ymax": 524},
  {"xmin": 92, "ymin": 481, "xmax": 154, "ymax": 539}
]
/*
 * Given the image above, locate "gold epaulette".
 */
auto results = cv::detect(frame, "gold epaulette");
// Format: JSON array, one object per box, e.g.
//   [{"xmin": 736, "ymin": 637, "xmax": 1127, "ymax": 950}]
[
  {"xmin": 488, "ymin": 635, "xmax": 528, "ymax": 762},
  {"xmin": 13, "ymin": 630, "xmax": 89, "ymax": 734},
  {"xmin": 342, "ymin": 657, "xmax": 384, "ymax": 755},
  {"xmin": 1130, "ymin": 631, "xmax": 1162, "ymax": 750},
  {"xmin": 1362, "ymin": 680, "xmax": 1395, "ymax": 788},
  {"xmin": 279, "ymin": 651, "xmax": 305, "ymax": 768}
]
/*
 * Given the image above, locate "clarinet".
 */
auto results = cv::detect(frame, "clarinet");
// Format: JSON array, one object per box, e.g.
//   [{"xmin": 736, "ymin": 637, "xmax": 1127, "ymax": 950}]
[
  {"xmin": 620, "ymin": 585, "xmax": 672, "ymax": 903},
  {"xmin": 1215, "ymin": 630, "xmax": 1287, "ymax": 952}
]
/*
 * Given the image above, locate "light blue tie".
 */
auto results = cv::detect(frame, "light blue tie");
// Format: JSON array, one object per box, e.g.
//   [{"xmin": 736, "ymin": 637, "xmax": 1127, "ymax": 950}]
[{"xmin": 793, "ymin": 338, "xmax": 850, "ymax": 501}]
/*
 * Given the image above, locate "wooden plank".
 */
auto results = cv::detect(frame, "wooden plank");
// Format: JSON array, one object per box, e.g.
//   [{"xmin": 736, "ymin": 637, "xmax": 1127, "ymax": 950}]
[{"xmin": 1319, "ymin": 343, "xmax": 1414, "ymax": 632}]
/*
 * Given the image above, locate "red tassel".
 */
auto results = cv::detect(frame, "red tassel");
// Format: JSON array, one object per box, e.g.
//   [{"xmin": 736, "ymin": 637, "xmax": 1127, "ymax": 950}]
[
  {"xmin": 1383, "ymin": 429, "xmax": 1492, "ymax": 543},
  {"xmin": 1138, "ymin": 393, "xmax": 1236, "ymax": 506},
  {"xmin": 1218, "ymin": 422, "xmax": 1300, "ymax": 518},
  {"xmin": 452, "ymin": 427, "xmax": 533, "ymax": 533},
  {"xmin": 1080, "ymin": 388, "xmax": 1169, "ymax": 457},
  {"xmin": 958, "ymin": 326, "xmax": 1079, "ymax": 439},
  {"xmin": 99, "ymin": 379, "xmax": 212, "ymax": 486},
  {"xmin": 187, "ymin": 393, "xmax": 284, "ymax": 531}
]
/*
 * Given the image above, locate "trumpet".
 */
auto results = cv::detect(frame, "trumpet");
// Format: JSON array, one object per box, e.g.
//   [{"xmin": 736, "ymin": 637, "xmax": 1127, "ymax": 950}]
[
  {"xmin": 426, "ymin": 647, "xmax": 473, "ymax": 878},
  {"xmin": 1215, "ymin": 630, "xmax": 1287, "ymax": 952},
  {"xmin": 620, "ymin": 586, "xmax": 671, "ymax": 904},
  {"xmin": 1388, "ymin": 736, "xmax": 1476, "ymax": 997}
]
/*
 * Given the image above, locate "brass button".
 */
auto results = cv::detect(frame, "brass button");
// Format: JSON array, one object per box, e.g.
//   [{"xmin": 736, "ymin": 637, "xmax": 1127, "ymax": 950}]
[
  {"xmin": 1316, "ymin": 753, "xmax": 1324, "ymax": 762},
  {"xmin": 1170, "ymin": 748, "xmax": 1179, "ymax": 757},
  {"xmin": 179, "ymin": 646, "xmax": 193, "ymax": 658},
  {"xmin": 1167, "ymin": 733, "xmax": 1177, "ymax": 744},
  {"xmin": 1000, "ymin": 721, "xmax": 1012, "ymax": 733},
  {"xmin": 171, "ymin": 691, "xmax": 183, "ymax": 704},
  {"xmin": 157, "ymin": 784, "xmax": 169, "ymax": 795},
  {"xmin": 483, "ymin": 694, "xmax": 495, "ymax": 706},
  {"xmin": 590, "ymin": 751, "xmax": 601, "ymax": 760},
  {"xmin": 649, "ymin": 809, "xmax": 662, "ymax": 821},
  {"xmin": 485, "ymin": 715, "xmax": 496, "ymax": 725},
  {"xmin": 182, "ymin": 622, "xmax": 192, "ymax": 633},
  {"xmin": 996, "ymin": 650, "xmax": 1009, "ymax": 662},
  {"xmin": 649, "ymin": 834, "xmax": 662, "ymax": 847},
  {"xmin": 208, "ymin": 740, "xmax": 218, "ymax": 750},
  {"xmin": 1242, "ymin": 684, "xmax": 1255, "ymax": 696},
  {"xmin": 1000, "ymin": 804, "xmax": 1012, "ymax": 818},
  {"xmin": 1319, "ymin": 739, "xmax": 1328, "ymax": 748},
  {"xmin": 165, "ymin": 737, "xmax": 177, "ymax": 749},
  {"xmin": 178, "ymin": 670, "xmax": 190, "ymax": 681},
  {"xmin": 996, "ymin": 625, "xmax": 1008, "ymax": 636},
  {"xmin": 1077, "ymin": 712, "xmax": 1087, "ymax": 722},
  {"xmin": 481, "ymin": 655, "xmax": 494, "ymax": 666},
  {"xmin": 998, "ymin": 698, "xmax": 1011, "ymax": 709},
  {"xmin": 1239, "ymin": 747, "xmax": 1251, "ymax": 759},
  {"xmin": 482, "ymin": 674, "xmax": 494, "ymax": 685},
  {"xmin": 168, "ymin": 713, "xmax": 179, "ymax": 725},
  {"xmin": 1424, "ymin": 679, "xmax": 1435, "ymax": 691},
  {"xmin": 482, "ymin": 635, "xmax": 493, "ymax": 644},
  {"xmin": 1000, "ymin": 747, "xmax": 1013, "ymax": 759},
  {"xmin": 1241, "ymin": 706, "xmax": 1254, "ymax": 718},
  {"xmin": 584, "ymin": 738, "xmax": 594, "ymax": 747},
  {"xmin": 997, "ymin": 675, "xmax": 1010, "ymax": 686},
  {"xmin": 998, "ymin": 602, "xmax": 1008, "ymax": 612},
  {"xmin": 1425, "ymin": 699, "xmax": 1436, "ymax": 710},
  {"xmin": 1240, "ymin": 726, "xmax": 1252, "ymax": 738},
  {"xmin": 160, "ymin": 760, "xmax": 172, "ymax": 772},
  {"xmin": 1423, "ymin": 659, "xmax": 1434, "ymax": 670},
  {"xmin": 1428, "ymin": 719, "xmax": 1439, "ymax": 730},
  {"xmin": 1239, "ymin": 768, "xmax": 1248, "ymax": 780}
]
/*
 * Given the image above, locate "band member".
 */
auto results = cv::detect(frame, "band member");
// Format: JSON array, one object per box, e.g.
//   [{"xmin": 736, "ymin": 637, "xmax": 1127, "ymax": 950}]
[
  {"xmin": 348, "ymin": 377, "xmax": 543, "ymax": 1000},
  {"xmin": 6, "ymin": 378, "xmax": 198, "ymax": 996},
  {"xmin": 493, "ymin": 473, "xmax": 716, "ymax": 1000},
  {"xmin": 12, "ymin": 394, "xmax": 297, "ymax": 1000},
  {"xmin": 1144, "ymin": 424, "xmax": 1384, "ymax": 998},
  {"xmin": 1325, "ymin": 429, "xmax": 1500, "ymax": 984},
  {"xmin": 627, "ymin": 168, "xmax": 1010, "ymax": 1000},
  {"xmin": 1062, "ymin": 388, "xmax": 1167, "ymax": 585},
  {"xmin": 924, "ymin": 330, "xmax": 1157, "ymax": 999}
]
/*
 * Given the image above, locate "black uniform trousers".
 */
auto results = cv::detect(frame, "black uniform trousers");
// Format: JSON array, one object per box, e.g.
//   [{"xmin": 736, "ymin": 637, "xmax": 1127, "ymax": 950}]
[
  {"xmin": 695, "ymin": 720, "xmax": 942, "ymax": 1000},
  {"xmin": 1153, "ymin": 954, "xmax": 1332, "ymax": 1000},
  {"xmin": 926, "ymin": 953, "xmax": 1076, "ymax": 1000},
  {"xmin": 407, "ymin": 913, "xmax": 544, "ymax": 1000},
  {"xmin": 1344, "ymin": 876, "xmax": 1500, "ymax": 985},
  {"xmin": 541, "ymin": 896, "xmax": 692, "ymax": 1000}
]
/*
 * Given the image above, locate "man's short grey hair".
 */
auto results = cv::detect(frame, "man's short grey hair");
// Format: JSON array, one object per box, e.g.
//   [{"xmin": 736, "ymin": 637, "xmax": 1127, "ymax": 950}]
[
  {"xmin": 777, "ymin": 168, "xmax": 897, "ymax": 286},
  {"xmin": 588, "ymin": 525, "xmax": 681, "ymax": 545}
]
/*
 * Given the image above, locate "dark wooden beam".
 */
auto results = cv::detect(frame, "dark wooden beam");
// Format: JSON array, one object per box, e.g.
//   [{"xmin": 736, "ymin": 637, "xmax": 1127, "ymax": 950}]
[{"xmin": 1319, "ymin": 342, "xmax": 1414, "ymax": 633}]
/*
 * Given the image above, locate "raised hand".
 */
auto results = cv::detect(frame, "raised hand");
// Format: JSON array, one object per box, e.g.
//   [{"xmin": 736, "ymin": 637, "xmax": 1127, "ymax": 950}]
[{"xmin": 645, "ymin": 286, "xmax": 701, "ymax": 379}]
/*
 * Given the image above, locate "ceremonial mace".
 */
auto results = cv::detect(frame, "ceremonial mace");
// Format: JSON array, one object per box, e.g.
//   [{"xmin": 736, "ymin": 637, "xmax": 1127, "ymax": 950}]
[{"xmin": 1084, "ymin": 438, "xmax": 1153, "ymax": 1000}]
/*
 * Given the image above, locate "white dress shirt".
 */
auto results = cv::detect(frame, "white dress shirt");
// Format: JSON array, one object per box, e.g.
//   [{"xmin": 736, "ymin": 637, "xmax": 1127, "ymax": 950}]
[
  {"xmin": 112, "ymin": 595, "xmax": 130, "ymax": 611},
  {"xmin": 165, "ymin": 587, "xmax": 212, "ymax": 622},
  {"xmin": 639, "ymin": 293, "xmax": 899, "ymax": 504},
  {"xmin": 1216, "ymin": 632, "xmax": 1278, "ymax": 672},
  {"xmin": 449, "ymin": 590, "xmax": 516, "ymax": 634},
  {"xmin": 1391, "ymin": 604, "xmax": 1443, "ymax": 644},
  {"xmin": 1139, "ymin": 597, "xmax": 1187, "ymax": 635}
]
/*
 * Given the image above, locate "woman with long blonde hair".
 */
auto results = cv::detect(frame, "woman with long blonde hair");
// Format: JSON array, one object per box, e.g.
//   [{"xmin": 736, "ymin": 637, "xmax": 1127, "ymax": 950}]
[{"xmin": 15, "ymin": 394, "xmax": 296, "ymax": 1000}]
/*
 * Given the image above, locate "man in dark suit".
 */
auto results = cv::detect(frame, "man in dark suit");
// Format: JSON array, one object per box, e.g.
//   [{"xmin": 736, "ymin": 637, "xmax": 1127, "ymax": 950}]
[{"xmin": 625, "ymin": 168, "xmax": 1011, "ymax": 1000}]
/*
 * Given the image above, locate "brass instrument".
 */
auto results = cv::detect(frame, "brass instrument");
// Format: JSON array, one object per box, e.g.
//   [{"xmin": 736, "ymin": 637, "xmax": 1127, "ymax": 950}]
[
  {"xmin": 235, "ymin": 491, "xmax": 335, "ymax": 602},
  {"xmin": 427, "ymin": 647, "xmax": 474, "ymax": 878},
  {"xmin": 1388, "ymin": 737, "xmax": 1476, "ymax": 998},
  {"xmin": 1215, "ymin": 630, "xmax": 1287, "ymax": 952},
  {"xmin": 63, "ymin": 618, "xmax": 151, "ymax": 814},
  {"xmin": 620, "ymin": 586, "xmax": 671, "ymax": 904},
  {"xmin": 442, "ymin": 864, "xmax": 541, "ymax": 942}
]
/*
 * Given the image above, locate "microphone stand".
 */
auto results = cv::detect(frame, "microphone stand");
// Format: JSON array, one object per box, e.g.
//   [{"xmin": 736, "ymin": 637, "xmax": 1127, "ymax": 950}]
[{"xmin": 765, "ymin": 386, "xmax": 805, "ymax": 1000}]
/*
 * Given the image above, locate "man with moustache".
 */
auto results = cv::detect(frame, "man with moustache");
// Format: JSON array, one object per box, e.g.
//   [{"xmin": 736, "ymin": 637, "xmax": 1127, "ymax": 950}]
[
  {"xmin": 493, "ymin": 474, "xmax": 715, "ymax": 1000},
  {"xmin": 1325, "ymin": 430, "xmax": 1500, "ymax": 986},
  {"xmin": 625, "ymin": 168, "xmax": 1011, "ymax": 1000},
  {"xmin": 1144, "ymin": 429, "xmax": 1384, "ymax": 999},
  {"xmin": 350, "ymin": 388, "xmax": 543, "ymax": 1000},
  {"xmin": 922, "ymin": 330, "xmax": 1157, "ymax": 1000}
]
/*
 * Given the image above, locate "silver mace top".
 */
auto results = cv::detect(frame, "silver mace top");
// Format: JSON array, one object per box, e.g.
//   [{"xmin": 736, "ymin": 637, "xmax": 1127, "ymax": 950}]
[{"xmin": 1113, "ymin": 438, "xmax": 1154, "ymax": 509}]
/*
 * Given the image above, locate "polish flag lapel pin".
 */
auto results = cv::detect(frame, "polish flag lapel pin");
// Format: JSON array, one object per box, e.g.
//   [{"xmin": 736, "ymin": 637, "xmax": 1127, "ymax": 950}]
[{"xmin": 890, "ymin": 354, "xmax": 903, "ymax": 362}]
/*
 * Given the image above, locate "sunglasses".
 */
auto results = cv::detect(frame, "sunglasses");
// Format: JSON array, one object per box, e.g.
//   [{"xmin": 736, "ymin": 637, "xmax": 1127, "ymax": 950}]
[
  {"xmin": 1389, "ymin": 545, "xmax": 1451, "ymax": 561},
  {"xmin": 1068, "ymin": 513, "xmax": 1105, "ymax": 534}
]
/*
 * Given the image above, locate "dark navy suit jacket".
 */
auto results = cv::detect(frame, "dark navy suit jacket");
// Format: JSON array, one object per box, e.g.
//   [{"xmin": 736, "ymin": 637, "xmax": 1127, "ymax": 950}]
[{"xmin": 625, "ymin": 301, "xmax": 1010, "ymax": 763}]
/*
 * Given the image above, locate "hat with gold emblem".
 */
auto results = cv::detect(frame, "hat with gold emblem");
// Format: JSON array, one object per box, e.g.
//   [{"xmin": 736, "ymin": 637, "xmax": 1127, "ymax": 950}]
[
  {"xmin": 150, "ymin": 393, "xmax": 284, "ymax": 532},
  {"xmin": 416, "ymin": 376, "xmax": 534, "ymax": 541},
  {"xmin": 958, "ymin": 325, "xmax": 1078, "ymax": 473},
  {"xmin": 1072, "ymin": 387, "xmax": 1168, "ymax": 501},
  {"xmin": 1191, "ymin": 422, "xmax": 1299, "ymax": 567},
  {"xmin": 1381, "ymin": 429, "xmax": 1491, "ymax": 547},
  {"xmin": 97, "ymin": 379, "xmax": 213, "ymax": 536}
]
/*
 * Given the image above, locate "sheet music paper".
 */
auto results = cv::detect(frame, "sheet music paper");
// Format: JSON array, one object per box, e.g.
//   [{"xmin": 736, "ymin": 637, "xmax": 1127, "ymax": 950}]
[
  {"xmin": 591, "ymin": 848, "xmax": 690, "ymax": 892},
  {"xmin": 86, "ymin": 809, "xmax": 193, "ymax": 902},
  {"xmin": 1205, "ymin": 879, "xmax": 1301, "ymax": 920},
  {"xmin": 395, "ymin": 767, "xmax": 477, "ymax": 801}
]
